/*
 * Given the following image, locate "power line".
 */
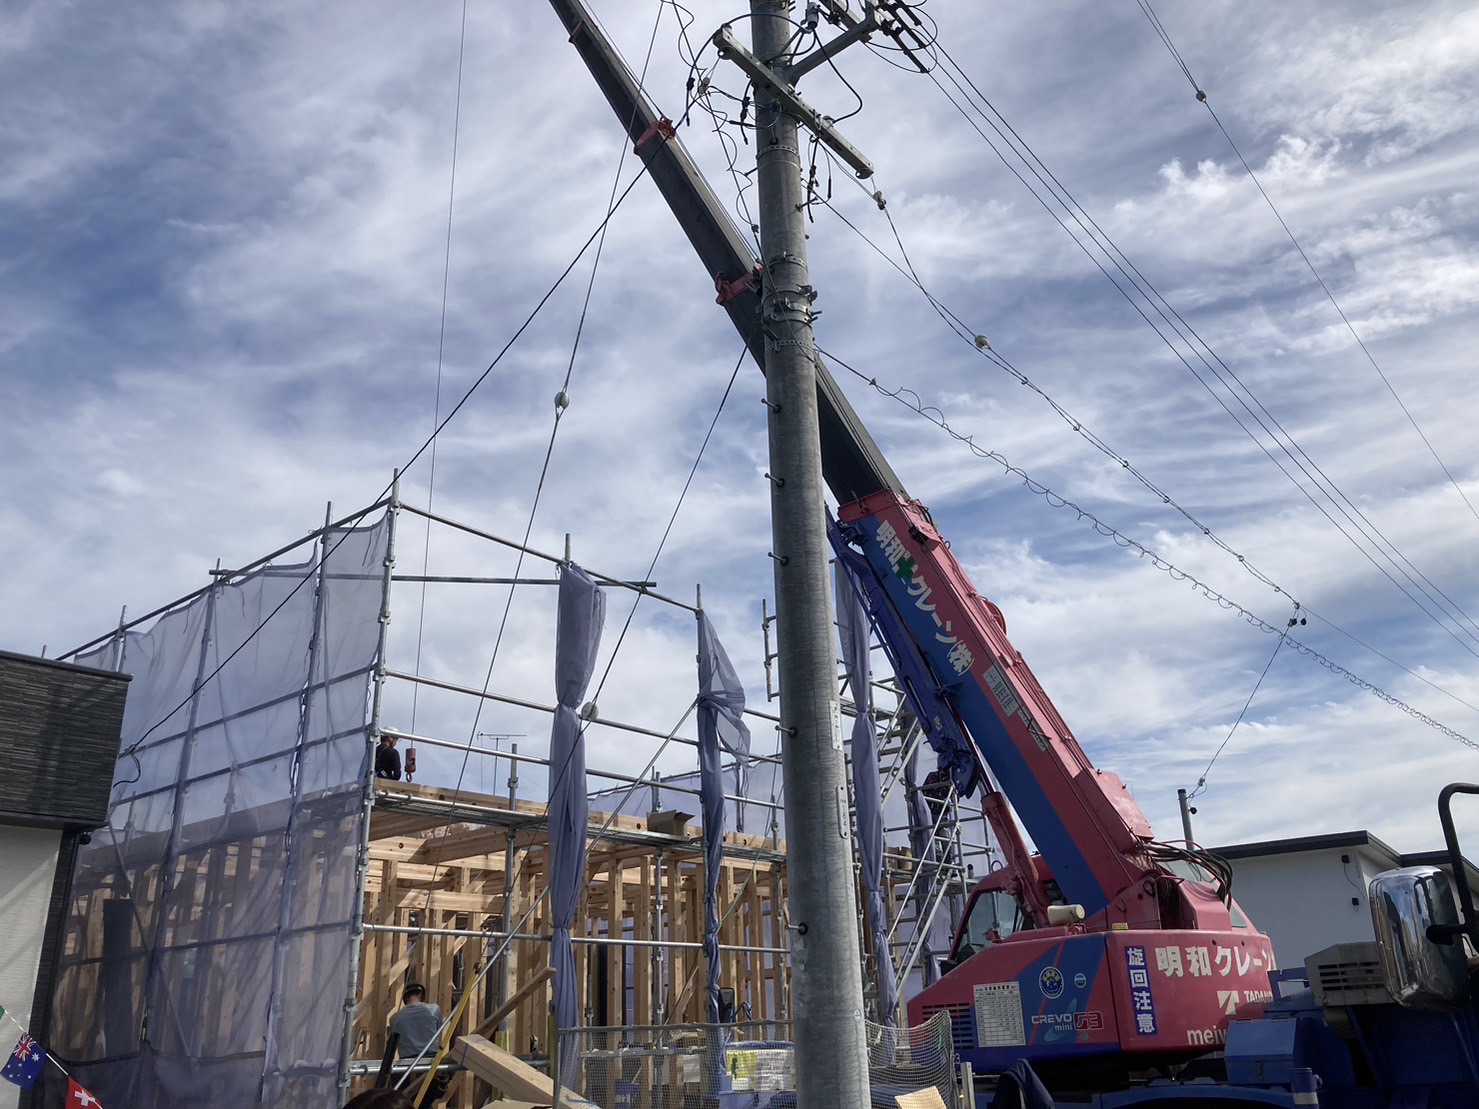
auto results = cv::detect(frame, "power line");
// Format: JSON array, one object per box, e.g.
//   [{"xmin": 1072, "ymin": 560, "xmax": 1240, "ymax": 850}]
[
  {"xmin": 922, "ymin": 47, "xmax": 1479, "ymax": 652},
  {"xmin": 586, "ymin": 346, "xmax": 747, "ymax": 706},
  {"xmin": 887, "ymin": 36, "xmax": 1479, "ymax": 656},
  {"xmin": 939, "ymin": 41, "xmax": 1479, "ymax": 646},
  {"xmin": 1189, "ymin": 629, "xmax": 1287, "ymax": 799},
  {"xmin": 514, "ymin": 342, "xmax": 748, "ymax": 861},
  {"xmin": 1133, "ymin": 0, "xmax": 1479, "ymax": 528},
  {"xmin": 815, "ymin": 343, "xmax": 1479, "ymax": 751},
  {"xmin": 818, "ymin": 188, "xmax": 1293, "ymax": 604},
  {"xmin": 808, "ymin": 181, "xmax": 1479, "ymax": 723}
]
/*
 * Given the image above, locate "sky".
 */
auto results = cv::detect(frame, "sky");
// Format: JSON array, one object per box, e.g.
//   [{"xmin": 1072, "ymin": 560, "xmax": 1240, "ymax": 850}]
[{"xmin": 3, "ymin": 0, "xmax": 1478, "ymax": 867}]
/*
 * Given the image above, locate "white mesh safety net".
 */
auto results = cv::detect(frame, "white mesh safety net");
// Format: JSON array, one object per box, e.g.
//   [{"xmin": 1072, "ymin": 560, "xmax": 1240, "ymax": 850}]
[{"xmin": 51, "ymin": 515, "xmax": 390, "ymax": 1109}]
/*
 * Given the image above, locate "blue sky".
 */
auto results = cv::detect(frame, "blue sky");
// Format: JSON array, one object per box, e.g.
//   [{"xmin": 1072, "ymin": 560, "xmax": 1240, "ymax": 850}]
[{"xmin": 4, "ymin": 0, "xmax": 1478, "ymax": 856}]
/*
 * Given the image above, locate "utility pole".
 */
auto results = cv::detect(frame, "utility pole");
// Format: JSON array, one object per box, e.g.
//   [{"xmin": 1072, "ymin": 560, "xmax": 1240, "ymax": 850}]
[
  {"xmin": 1178, "ymin": 787, "xmax": 1196, "ymax": 846},
  {"xmin": 715, "ymin": 5, "xmax": 877, "ymax": 1108}
]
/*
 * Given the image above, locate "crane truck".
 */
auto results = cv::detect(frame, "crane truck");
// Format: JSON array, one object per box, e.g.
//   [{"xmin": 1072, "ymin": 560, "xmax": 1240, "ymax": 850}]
[{"xmin": 549, "ymin": 2, "xmax": 1479, "ymax": 1103}]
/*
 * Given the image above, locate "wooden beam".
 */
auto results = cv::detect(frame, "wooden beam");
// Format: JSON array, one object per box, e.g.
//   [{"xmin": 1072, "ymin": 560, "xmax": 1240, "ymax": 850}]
[
  {"xmin": 395, "ymin": 889, "xmax": 505, "ymax": 914},
  {"xmin": 370, "ymin": 810, "xmax": 460, "ymax": 841},
  {"xmin": 412, "ymin": 826, "xmax": 514, "ymax": 866},
  {"xmin": 451, "ymin": 1035, "xmax": 555, "ymax": 1103}
]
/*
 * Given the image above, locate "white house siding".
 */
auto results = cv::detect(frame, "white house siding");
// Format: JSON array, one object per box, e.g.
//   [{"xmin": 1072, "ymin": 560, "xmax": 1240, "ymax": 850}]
[
  {"xmin": 0, "ymin": 824, "xmax": 61, "ymax": 1109},
  {"xmin": 1224, "ymin": 845, "xmax": 1393, "ymax": 970}
]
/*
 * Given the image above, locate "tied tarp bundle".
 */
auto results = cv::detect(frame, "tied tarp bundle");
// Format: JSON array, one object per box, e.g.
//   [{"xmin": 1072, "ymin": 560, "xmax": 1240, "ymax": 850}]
[
  {"xmin": 696, "ymin": 612, "xmax": 751, "ymax": 1025},
  {"xmin": 547, "ymin": 564, "xmax": 606, "ymax": 1062},
  {"xmin": 834, "ymin": 565, "xmax": 900, "ymax": 1028}
]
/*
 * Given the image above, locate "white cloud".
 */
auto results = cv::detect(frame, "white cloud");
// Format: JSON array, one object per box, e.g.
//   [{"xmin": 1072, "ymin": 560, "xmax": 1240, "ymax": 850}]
[{"xmin": 3, "ymin": 0, "xmax": 1478, "ymax": 893}]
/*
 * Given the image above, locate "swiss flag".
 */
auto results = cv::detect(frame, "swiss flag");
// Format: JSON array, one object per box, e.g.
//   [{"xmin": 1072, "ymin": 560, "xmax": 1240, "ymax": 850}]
[{"xmin": 67, "ymin": 1077, "xmax": 103, "ymax": 1107}]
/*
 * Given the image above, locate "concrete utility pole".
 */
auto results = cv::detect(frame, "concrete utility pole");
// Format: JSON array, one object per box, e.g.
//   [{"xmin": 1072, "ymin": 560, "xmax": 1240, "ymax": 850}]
[
  {"xmin": 717, "ymin": 3, "xmax": 875, "ymax": 1107},
  {"xmin": 1178, "ymin": 787, "xmax": 1197, "ymax": 846}
]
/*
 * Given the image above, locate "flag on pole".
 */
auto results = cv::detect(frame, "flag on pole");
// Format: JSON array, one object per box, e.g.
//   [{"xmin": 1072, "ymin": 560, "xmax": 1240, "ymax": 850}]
[
  {"xmin": 1, "ymin": 1034, "xmax": 44, "ymax": 1090},
  {"xmin": 68, "ymin": 1076, "xmax": 104, "ymax": 1107}
]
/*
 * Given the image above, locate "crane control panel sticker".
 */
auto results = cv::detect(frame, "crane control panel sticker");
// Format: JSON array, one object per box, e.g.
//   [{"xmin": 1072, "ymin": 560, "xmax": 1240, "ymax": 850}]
[
  {"xmin": 972, "ymin": 982, "xmax": 1026, "ymax": 1048},
  {"xmin": 1124, "ymin": 946, "xmax": 1158, "ymax": 1036}
]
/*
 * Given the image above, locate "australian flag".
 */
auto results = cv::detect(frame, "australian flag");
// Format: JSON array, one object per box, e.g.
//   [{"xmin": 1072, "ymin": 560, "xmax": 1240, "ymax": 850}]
[{"xmin": 2, "ymin": 1034, "xmax": 45, "ymax": 1090}]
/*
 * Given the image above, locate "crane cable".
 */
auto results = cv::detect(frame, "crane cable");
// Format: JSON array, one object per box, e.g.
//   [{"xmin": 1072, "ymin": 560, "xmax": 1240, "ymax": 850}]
[
  {"xmin": 408, "ymin": 0, "xmax": 471, "ymax": 739},
  {"xmin": 417, "ymin": 0, "xmax": 674, "ymax": 914}
]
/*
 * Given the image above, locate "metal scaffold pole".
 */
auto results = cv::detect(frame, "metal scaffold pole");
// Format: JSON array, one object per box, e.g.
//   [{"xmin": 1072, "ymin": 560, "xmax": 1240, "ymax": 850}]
[{"xmin": 744, "ymin": 2, "xmax": 871, "ymax": 1105}]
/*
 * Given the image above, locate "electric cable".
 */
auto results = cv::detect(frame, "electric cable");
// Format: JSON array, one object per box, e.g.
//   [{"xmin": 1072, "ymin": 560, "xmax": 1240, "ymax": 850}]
[
  {"xmin": 585, "ymin": 345, "xmax": 747, "ymax": 708},
  {"xmin": 417, "ymin": 340, "xmax": 744, "ymax": 908},
  {"xmin": 925, "ymin": 87, "xmax": 1479, "ymax": 653},
  {"xmin": 686, "ymin": 62, "xmax": 761, "ymax": 247},
  {"xmin": 814, "ymin": 343, "xmax": 1479, "ymax": 751},
  {"xmin": 1134, "ymin": 0, "xmax": 1479, "ymax": 528},
  {"xmin": 817, "ymin": 183, "xmax": 1292, "ymax": 603},
  {"xmin": 808, "ymin": 175, "xmax": 1479, "ymax": 722},
  {"xmin": 911, "ymin": 36, "xmax": 1479, "ymax": 653},
  {"xmin": 860, "ymin": 2, "xmax": 941, "ymax": 73},
  {"xmin": 1189, "ymin": 628, "xmax": 1287, "ymax": 800},
  {"xmin": 811, "ymin": 23, "xmax": 867, "ymax": 124},
  {"xmin": 664, "ymin": 0, "xmax": 701, "ymax": 69}
]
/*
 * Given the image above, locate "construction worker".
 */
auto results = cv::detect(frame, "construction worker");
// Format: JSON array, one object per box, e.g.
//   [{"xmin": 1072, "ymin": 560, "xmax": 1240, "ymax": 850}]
[
  {"xmin": 387, "ymin": 987, "xmax": 449, "ymax": 1106},
  {"xmin": 375, "ymin": 732, "xmax": 402, "ymax": 781},
  {"xmin": 389, "ymin": 983, "xmax": 452, "ymax": 1106}
]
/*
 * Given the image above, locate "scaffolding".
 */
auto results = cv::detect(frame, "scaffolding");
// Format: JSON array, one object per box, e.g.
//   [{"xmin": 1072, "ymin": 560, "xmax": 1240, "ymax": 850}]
[{"xmin": 48, "ymin": 491, "xmax": 990, "ymax": 1109}]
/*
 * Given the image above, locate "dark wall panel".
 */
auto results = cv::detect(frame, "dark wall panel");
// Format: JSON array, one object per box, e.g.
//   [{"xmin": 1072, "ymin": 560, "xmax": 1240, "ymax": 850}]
[{"xmin": 0, "ymin": 651, "xmax": 128, "ymax": 829}]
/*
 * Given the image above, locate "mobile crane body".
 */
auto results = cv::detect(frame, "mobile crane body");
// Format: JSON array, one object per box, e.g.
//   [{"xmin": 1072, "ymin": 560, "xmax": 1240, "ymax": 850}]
[{"xmin": 840, "ymin": 491, "xmax": 1273, "ymax": 1078}]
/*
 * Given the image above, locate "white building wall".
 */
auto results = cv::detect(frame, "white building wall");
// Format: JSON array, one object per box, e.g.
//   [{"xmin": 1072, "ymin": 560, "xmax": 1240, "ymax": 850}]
[
  {"xmin": 1225, "ymin": 845, "xmax": 1394, "ymax": 970},
  {"xmin": 0, "ymin": 824, "xmax": 61, "ymax": 1109}
]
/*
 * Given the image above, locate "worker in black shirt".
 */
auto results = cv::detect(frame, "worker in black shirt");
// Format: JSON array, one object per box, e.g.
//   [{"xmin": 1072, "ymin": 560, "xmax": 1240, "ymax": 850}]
[{"xmin": 375, "ymin": 732, "xmax": 402, "ymax": 780}]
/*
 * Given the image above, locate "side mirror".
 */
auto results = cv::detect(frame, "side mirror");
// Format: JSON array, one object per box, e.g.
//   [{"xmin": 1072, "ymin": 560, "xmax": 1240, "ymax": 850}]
[{"xmin": 1369, "ymin": 865, "xmax": 1469, "ymax": 1009}]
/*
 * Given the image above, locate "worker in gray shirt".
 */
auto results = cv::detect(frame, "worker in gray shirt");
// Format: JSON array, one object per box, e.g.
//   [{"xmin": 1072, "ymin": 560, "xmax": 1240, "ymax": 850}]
[{"xmin": 389, "ymin": 983, "xmax": 452, "ymax": 1106}]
